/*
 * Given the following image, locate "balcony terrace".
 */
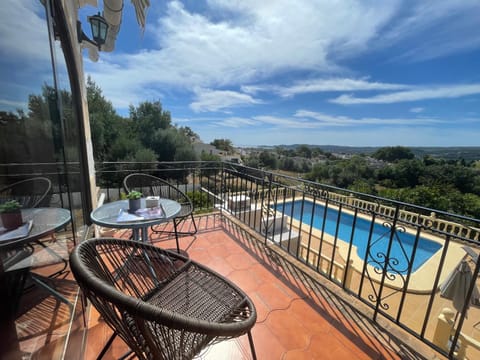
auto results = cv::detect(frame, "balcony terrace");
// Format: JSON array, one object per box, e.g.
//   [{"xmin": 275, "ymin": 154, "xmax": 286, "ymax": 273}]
[
  {"xmin": 7, "ymin": 214, "xmax": 435, "ymax": 359},
  {"xmin": 2, "ymin": 161, "xmax": 480, "ymax": 359}
]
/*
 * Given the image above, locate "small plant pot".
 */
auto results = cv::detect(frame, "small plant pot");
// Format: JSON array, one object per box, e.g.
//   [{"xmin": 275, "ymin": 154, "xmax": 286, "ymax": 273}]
[
  {"xmin": 1, "ymin": 211, "xmax": 23, "ymax": 230},
  {"xmin": 128, "ymin": 198, "xmax": 141, "ymax": 213}
]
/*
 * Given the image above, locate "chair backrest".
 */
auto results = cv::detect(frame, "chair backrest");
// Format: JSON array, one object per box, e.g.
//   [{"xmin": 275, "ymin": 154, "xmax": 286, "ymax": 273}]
[
  {"xmin": 70, "ymin": 238, "xmax": 256, "ymax": 360},
  {"xmin": 0, "ymin": 177, "xmax": 52, "ymax": 208},
  {"xmin": 123, "ymin": 173, "xmax": 192, "ymax": 208}
]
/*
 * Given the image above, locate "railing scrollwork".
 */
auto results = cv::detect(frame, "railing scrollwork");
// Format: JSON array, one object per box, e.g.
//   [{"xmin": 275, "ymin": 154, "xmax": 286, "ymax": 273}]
[
  {"xmin": 305, "ymin": 184, "xmax": 329, "ymax": 200},
  {"xmin": 364, "ymin": 222, "xmax": 409, "ymax": 311}
]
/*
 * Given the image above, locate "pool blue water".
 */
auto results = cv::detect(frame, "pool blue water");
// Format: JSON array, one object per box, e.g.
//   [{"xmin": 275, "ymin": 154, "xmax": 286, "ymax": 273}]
[{"xmin": 275, "ymin": 200, "xmax": 442, "ymax": 273}]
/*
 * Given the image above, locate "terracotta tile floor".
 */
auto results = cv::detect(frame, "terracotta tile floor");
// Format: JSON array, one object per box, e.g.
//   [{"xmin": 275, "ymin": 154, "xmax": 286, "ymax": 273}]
[
  {"xmin": 1, "ymin": 241, "xmax": 86, "ymax": 360},
  {"xmin": 83, "ymin": 213, "xmax": 435, "ymax": 360}
]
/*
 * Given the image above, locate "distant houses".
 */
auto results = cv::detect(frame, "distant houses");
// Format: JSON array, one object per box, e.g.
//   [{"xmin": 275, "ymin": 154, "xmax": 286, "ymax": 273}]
[
  {"xmin": 193, "ymin": 142, "xmax": 222, "ymax": 157},
  {"xmin": 192, "ymin": 141, "xmax": 243, "ymax": 164}
]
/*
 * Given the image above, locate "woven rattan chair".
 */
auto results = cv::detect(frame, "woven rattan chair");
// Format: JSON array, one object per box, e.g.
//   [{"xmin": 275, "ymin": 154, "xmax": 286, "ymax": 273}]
[
  {"xmin": 0, "ymin": 177, "xmax": 66, "ymax": 269},
  {"xmin": 123, "ymin": 173, "xmax": 197, "ymax": 252},
  {"xmin": 70, "ymin": 238, "xmax": 257, "ymax": 360},
  {"xmin": 1, "ymin": 177, "xmax": 62, "ymax": 256},
  {"xmin": 0, "ymin": 177, "xmax": 52, "ymax": 208}
]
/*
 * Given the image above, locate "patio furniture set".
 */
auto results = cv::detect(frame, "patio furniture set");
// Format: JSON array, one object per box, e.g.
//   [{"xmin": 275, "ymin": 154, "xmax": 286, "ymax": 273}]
[{"xmin": 0, "ymin": 173, "xmax": 257, "ymax": 360}]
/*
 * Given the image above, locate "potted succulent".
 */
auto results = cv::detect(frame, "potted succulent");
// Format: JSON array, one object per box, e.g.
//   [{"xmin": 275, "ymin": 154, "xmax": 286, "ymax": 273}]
[
  {"xmin": 0, "ymin": 200, "xmax": 23, "ymax": 230},
  {"xmin": 126, "ymin": 191, "xmax": 142, "ymax": 213}
]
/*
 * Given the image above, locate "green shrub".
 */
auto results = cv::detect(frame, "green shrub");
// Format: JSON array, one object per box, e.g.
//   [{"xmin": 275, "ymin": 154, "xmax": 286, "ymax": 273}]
[{"xmin": 187, "ymin": 191, "xmax": 213, "ymax": 211}]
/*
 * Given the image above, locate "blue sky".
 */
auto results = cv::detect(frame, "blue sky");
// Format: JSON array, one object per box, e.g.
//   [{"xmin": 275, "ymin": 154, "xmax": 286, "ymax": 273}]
[{"xmin": 4, "ymin": 0, "xmax": 480, "ymax": 147}]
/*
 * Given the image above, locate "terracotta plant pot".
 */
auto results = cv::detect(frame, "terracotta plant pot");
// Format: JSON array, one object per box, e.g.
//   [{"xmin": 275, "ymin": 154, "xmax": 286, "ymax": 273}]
[
  {"xmin": 128, "ymin": 198, "xmax": 141, "ymax": 213},
  {"xmin": 1, "ymin": 211, "xmax": 23, "ymax": 230}
]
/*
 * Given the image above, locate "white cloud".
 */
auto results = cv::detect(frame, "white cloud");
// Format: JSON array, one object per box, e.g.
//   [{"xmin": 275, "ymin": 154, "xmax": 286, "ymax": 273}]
[
  {"xmin": 0, "ymin": 1, "xmax": 64, "ymax": 113},
  {"xmin": 240, "ymin": 85, "xmax": 265, "ymax": 95},
  {"xmin": 190, "ymin": 89, "xmax": 261, "ymax": 112},
  {"xmin": 82, "ymin": 0, "xmax": 480, "ymax": 121},
  {"xmin": 0, "ymin": 98, "xmax": 27, "ymax": 110},
  {"xmin": 410, "ymin": 107, "xmax": 424, "ymax": 113},
  {"xmin": 295, "ymin": 110, "xmax": 443, "ymax": 126},
  {"xmin": 86, "ymin": 0, "xmax": 399, "ymax": 109},
  {"xmin": 155, "ymin": 0, "xmax": 395, "ymax": 84},
  {"xmin": 189, "ymin": 109, "xmax": 478, "ymax": 146},
  {"xmin": 276, "ymin": 78, "xmax": 410, "ymax": 97},
  {"xmin": 159, "ymin": 0, "xmax": 397, "ymax": 83},
  {"xmin": 172, "ymin": 116, "xmax": 219, "ymax": 124},
  {"xmin": 330, "ymin": 84, "xmax": 480, "ymax": 105},
  {"xmin": 253, "ymin": 115, "xmax": 316, "ymax": 128},
  {"xmin": 214, "ymin": 117, "xmax": 258, "ymax": 128},
  {"xmin": 380, "ymin": 0, "xmax": 480, "ymax": 61},
  {"xmin": 220, "ymin": 111, "xmax": 444, "ymax": 129},
  {"xmin": 240, "ymin": 78, "xmax": 411, "ymax": 97},
  {"xmin": 0, "ymin": 0, "xmax": 51, "ymax": 64}
]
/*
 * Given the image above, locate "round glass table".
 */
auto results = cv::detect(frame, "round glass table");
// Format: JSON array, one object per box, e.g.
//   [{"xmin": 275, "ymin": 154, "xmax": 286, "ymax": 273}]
[
  {"xmin": 90, "ymin": 199, "xmax": 181, "ymax": 242},
  {"xmin": 0, "ymin": 207, "xmax": 71, "ymax": 249},
  {"xmin": 0, "ymin": 207, "xmax": 72, "ymax": 355}
]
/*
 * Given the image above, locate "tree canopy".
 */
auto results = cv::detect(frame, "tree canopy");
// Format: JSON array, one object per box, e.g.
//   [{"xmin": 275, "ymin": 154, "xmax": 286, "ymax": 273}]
[
  {"xmin": 210, "ymin": 139, "xmax": 234, "ymax": 153},
  {"xmin": 372, "ymin": 146, "xmax": 415, "ymax": 162},
  {"xmin": 85, "ymin": 78, "xmax": 198, "ymax": 166}
]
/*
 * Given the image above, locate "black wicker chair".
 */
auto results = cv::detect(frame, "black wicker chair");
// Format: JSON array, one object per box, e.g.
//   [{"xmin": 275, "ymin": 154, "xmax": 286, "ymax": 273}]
[
  {"xmin": 70, "ymin": 238, "xmax": 257, "ymax": 360},
  {"xmin": 0, "ymin": 177, "xmax": 66, "ymax": 266},
  {"xmin": 0, "ymin": 177, "xmax": 66, "ymax": 263},
  {"xmin": 123, "ymin": 173, "xmax": 198, "ymax": 252},
  {"xmin": 0, "ymin": 177, "xmax": 52, "ymax": 208}
]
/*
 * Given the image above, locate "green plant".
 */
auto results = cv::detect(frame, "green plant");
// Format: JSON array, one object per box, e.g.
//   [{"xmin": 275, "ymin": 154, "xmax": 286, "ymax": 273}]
[
  {"xmin": 186, "ymin": 191, "xmax": 213, "ymax": 210},
  {"xmin": 0, "ymin": 200, "xmax": 21, "ymax": 213},
  {"xmin": 126, "ymin": 190, "xmax": 142, "ymax": 200}
]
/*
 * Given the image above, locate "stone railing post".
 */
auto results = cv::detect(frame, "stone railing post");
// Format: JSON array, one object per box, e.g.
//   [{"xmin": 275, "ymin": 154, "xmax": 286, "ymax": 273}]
[
  {"xmin": 432, "ymin": 308, "xmax": 456, "ymax": 354},
  {"xmin": 344, "ymin": 259, "xmax": 354, "ymax": 290},
  {"xmin": 348, "ymin": 193, "xmax": 354, "ymax": 206}
]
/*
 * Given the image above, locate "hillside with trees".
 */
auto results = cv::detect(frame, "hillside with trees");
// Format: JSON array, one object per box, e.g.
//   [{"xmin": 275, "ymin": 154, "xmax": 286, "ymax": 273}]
[
  {"xmin": 242, "ymin": 145, "xmax": 480, "ymax": 218},
  {"xmin": 267, "ymin": 144, "xmax": 480, "ymax": 161},
  {"xmin": 87, "ymin": 78, "xmax": 197, "ymax": 165}
]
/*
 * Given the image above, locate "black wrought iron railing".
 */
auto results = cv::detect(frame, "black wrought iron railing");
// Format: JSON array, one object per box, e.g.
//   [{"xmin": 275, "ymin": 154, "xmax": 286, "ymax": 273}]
[
  {"xmin": 2, "ymin": 160, "xmax": 479, "ymax": 358},
  {"xmin": 94, "ymin": 161, "xmax": 480, "ymax": 359}
]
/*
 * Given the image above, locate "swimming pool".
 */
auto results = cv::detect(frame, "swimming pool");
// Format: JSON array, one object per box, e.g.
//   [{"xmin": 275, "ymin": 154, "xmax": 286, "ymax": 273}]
[{"xmin": 274, "ymin": 200, "xmax": 442, "ymax": 273}]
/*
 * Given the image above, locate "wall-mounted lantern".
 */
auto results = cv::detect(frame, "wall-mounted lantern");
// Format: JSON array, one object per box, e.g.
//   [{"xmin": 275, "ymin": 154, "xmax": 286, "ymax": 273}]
[{"xmin": 77, "ymin": 12, "xmax": 109, "ymax": 50}]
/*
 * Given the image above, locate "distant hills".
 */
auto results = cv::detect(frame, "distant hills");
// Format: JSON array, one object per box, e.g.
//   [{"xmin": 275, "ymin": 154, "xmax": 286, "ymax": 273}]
[
  {"xmin": 254, "ymin": 145, "xmax": 480, "ymax": 161},
  {"xmin": 407, "ymin": 147, "xmax": 480, "ymax": 161}
]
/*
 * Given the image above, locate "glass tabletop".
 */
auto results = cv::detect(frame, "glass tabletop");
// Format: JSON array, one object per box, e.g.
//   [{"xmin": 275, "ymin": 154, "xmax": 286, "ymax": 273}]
[
  {"xmin": 0, "ymin": 207, "xmax": 71, "ymax": 248},
  {"xmin": 90, "ymin": 199, "xmax": 181, "ymax": 230}
]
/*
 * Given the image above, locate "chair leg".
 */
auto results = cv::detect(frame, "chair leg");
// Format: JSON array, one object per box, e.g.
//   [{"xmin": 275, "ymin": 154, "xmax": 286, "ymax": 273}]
[
  {"xmin": 30, "ymin": 274, "xmax": 73, "ymax": 310},
  {"xmin": 34, "ymin": 239, "xmax": 68, "ymax": 275},
  {"xmin": 175, "ymin": 214, "xmax": 198, "ymax": 236},
  {"xmin": 97, "ymin": 332, "xmax": 117, "ymax": 360},
  {"xmin": 152, "ymin": 217, "xmax": 197, "ymax": 236},
  {"xmin": 97, "ymin": 332, "xmax": 133, "ymax": 360},
  {"xmin": 190, "ymin": 213, "xmax": 198, "ymax": 234},
  {"xmin": 118, "ymin": 349, "xmax": 134, "ymax": 360},
  {"xmin": 81, "ymin": 292, "xmax": 88, "ymax": 328},
  {"xmin": 247, "ymin": 330, "xmax": 257, "ymax": 360},
  {"xmin": 173, "ymin": 219, "xmax": 180, "ymax": 253}
]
